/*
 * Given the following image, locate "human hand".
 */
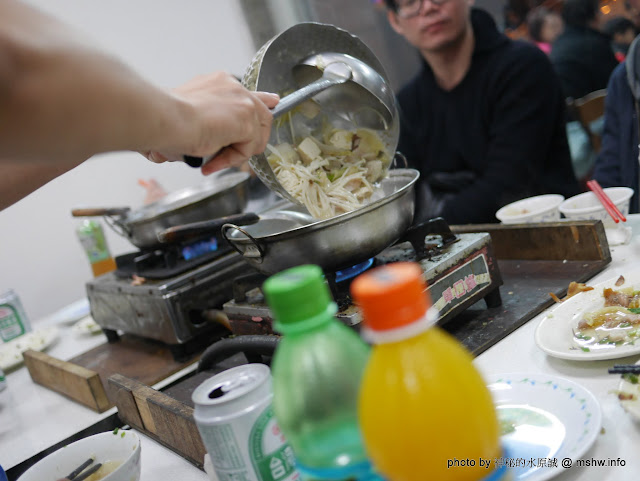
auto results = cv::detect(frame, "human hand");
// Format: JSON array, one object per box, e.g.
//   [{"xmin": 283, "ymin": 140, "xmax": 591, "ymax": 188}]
[{"xmin": 144, "ymin": 72, "xmax": 279, "ymax": 175}]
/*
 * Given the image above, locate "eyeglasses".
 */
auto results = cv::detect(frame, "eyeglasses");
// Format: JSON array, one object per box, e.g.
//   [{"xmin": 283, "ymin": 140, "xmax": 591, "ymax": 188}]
[{"xmin": 395, "ymin": 0, "xmax": 449, "ymax": 19}]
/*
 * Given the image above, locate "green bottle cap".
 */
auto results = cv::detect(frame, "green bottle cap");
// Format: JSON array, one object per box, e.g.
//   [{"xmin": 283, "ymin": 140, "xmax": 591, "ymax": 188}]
[{"xmin": 263, "ymin": 265, "xmax": 334, "ymax": 328}]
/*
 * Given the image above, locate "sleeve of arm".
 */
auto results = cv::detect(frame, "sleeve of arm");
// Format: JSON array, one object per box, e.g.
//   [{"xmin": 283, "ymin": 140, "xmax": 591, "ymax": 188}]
[
  {"xmin": 441, "ymin": 48, "xmax": 568, "ymax": 223},
  {"xmin": 592, "ymin": 65, "xmax": 626, "ymax": 187}
]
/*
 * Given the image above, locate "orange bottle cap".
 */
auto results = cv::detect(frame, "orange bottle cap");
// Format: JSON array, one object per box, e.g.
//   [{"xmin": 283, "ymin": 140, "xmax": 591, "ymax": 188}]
[{"xmin": 350, "ymin": 262, "xmax": 431, "ymax": 332}]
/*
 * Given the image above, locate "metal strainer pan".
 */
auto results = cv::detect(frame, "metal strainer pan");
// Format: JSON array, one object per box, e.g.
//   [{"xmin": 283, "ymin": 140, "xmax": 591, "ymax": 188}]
[{"xmin": 241, "ymin": 22, "xmax": 399, "ymax": 206}]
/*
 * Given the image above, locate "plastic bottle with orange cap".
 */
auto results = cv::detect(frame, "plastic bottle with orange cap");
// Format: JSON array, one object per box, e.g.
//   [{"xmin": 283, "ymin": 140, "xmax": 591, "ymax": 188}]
[{"xmin": 350, "ymin": 261, "xmax": 511, "ymax": 481}]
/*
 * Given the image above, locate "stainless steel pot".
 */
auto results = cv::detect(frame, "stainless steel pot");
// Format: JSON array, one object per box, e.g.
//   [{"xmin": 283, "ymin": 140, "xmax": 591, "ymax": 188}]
[
  {"xmin": 242, "ymin": 22, "xmax": 400, "ymax": 205},
  {"xmin": 221, "ymin": 168, "xmax": 419, "ymax": 275},
  {"xmin": 72, "ymin": 169, "xmax": 250, "ymax": 249}
]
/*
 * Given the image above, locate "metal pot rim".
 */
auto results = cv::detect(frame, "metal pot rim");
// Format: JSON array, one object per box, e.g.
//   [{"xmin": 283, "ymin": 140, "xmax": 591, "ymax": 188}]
[
  {"xmin": 125, "ymin": 170, "xmax": 250, "ymax": 226},
  {"xmin": 227, "ymin": 168, "xmax": 419, "ymax": 243}
]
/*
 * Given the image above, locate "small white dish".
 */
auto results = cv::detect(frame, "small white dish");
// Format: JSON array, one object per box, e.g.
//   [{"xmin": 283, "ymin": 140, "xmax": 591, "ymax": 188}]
[
  {"xmin": 48, "ymin": 298, "xmax": 91, "ymax": 325},
  {"xmin": 18, "ymin": 430, "xmax": 141, "ymax": 481},
  {"xmin": 496, "ymin": 194, "xmax": 565, "ymax": 224},
  {"xmin": 488, "ymin": 373, "xmax": 601, "ymax": 481},
  {"xmin": 0, "ymin": 326, "xmax": 59, "ymax": 371},
  {"xmin": 72, "ymin": 316, "xmax": 103, "ymax": 336},
  {"xmin": 559, "ymin": 187, "xmax": 633, "ymax": 228},
  {"xmin": 616, "ymin": 360, "xmax": 640, "ymax": 421},
  {"xmin": 535, "ymin": 269, "xmax": 640, "ymax": 361}
]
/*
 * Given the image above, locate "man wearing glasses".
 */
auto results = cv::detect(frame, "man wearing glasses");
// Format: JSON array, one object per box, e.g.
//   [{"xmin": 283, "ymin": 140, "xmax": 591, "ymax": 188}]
[{"xmin": 382, "ymin": 0, "xmax": 579, "ymax": 224}]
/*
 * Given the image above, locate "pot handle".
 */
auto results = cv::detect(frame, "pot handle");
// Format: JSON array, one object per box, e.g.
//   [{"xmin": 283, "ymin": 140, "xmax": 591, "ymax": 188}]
[
  {"xmin": 71, "ymin": 207, "xmax": 132, "ymax": 237},
  {"xmin": 71, "ymin": 207, "xmax": 131, "ymax": 217},
  {"xmin": 392, "ymin": 151, "xmax": 408, "ymax": 169},
  {"xmin": 157, "ymin": 212, "xmax": 260, "ymax": 244},
  {"xmin": 221, "ymin": 223, "xmax": 265, "ymax": 262}
]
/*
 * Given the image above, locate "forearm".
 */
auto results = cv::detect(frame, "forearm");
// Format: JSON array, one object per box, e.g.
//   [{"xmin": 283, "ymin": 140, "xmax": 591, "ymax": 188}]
[
  {"xmin": 0, "ymin": 158, "xmax": 82, "ymax": 210},
  {"xmin": 0, "ymin": 0, "xmax": 188, "ymax": 163}
]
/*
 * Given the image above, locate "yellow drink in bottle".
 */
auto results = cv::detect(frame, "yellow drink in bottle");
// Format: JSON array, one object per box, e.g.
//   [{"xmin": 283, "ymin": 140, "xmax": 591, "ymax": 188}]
[{"xmin": 351, "ymin": 262, "xmax": 505, "ymax": 481}]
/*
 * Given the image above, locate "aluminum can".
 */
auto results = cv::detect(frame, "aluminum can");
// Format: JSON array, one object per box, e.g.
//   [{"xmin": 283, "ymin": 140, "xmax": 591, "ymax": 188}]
[
  {"xmin": 192, "ymin": 364, "xmax": 299, "ymax": 481},
  {"xmin": 0, "ymin": 289, "xmax": 31, "ymax": 343}
]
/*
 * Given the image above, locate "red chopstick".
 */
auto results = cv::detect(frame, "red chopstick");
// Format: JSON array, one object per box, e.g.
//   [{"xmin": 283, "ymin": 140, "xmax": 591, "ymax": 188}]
[{"xmin": 586, "ymin": 180, "xmax": 626, "ymax": 223}]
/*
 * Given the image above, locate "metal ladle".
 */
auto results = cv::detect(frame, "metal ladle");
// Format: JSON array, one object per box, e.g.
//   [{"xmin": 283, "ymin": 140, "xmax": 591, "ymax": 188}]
[{"xmin": 183, "ymin": 52, "xmax": 396, "ymax": 178}]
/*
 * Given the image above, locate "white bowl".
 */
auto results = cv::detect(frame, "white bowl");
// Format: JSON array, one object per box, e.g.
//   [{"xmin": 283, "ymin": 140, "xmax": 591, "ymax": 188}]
[
  {"xmin": 495, "ymin": 194, "xmax": 565, "ymax": 224},
  {"xmin": 558, "ymin": 187, "xmax": 634, "ymax": 228},
  {"xmin": 18, "ymin": 431, "xmax": 141, "ymax": 481}
]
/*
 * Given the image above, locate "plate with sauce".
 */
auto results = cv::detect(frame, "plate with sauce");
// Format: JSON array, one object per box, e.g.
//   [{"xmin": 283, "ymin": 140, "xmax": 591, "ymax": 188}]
[
  {"xmin": 535, "ymin": 272, "xmax": 640, "ymax": 360},
  {"xmin": 488, "ymin": 373, "xmax": 601, "ymax": 481}
]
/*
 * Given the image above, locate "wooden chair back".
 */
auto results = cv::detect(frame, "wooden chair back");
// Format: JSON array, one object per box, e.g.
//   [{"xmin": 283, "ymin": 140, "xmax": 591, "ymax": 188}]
[{"xmin": 566, "ymin": 89, "xmax": 607, "ymax": 153}]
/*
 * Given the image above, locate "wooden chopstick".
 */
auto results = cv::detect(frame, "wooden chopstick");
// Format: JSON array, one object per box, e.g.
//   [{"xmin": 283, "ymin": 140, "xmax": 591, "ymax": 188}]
[
  {"xmin": 608, "ymin": 364, "xmax": 640, "ymax": 374},
  {"xmin": 586, "ymin": 180, "xmax": 627, "ymax": 223}
]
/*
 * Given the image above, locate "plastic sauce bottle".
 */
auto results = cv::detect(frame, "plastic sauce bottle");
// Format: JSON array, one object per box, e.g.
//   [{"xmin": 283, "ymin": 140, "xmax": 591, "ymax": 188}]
[
  {"xmin": 351, "ymin": 262, "xmax": 506, "ymax": 481},
  {"xmin": 76, "ymin": 219, "xmax": 117, "ymax": 277},
  {"xmin": 262, "ymin": 264, "xmax": 380, "ymax": 481}
]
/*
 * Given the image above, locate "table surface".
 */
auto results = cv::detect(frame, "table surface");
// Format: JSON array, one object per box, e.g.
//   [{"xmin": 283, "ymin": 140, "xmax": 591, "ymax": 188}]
[{"xmin": 2, "ymin": 219, "xmax": 640, "ymax": 481}]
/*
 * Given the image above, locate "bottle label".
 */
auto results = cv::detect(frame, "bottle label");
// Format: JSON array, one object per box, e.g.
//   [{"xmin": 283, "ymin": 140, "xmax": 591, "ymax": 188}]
[
  {"xmin": 0, "ymin": 304, "xmax": 26, "ymax": 342},
  {"xmin": 77, "ymin": 224, "xmax": 110, "ymax": 263}
]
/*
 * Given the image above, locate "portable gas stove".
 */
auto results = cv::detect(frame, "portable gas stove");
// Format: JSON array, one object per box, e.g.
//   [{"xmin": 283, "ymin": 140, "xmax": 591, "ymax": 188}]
[
  {"xmin": 85, "ymin": 234, "xmax": 255, "ymax": 359},
  {"xmin": 222, "ymin": 218, "xmax": 503, "ymax": 334}
]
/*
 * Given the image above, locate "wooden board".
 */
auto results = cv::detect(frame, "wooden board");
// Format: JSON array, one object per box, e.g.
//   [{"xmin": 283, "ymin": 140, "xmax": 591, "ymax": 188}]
[
  {"xmin": 108, "ymin": 373, "xmax": 206, "ymax": 468},
  {"xmin": 23, "ymin": 350, "xmax": 111, "ymax": 412},
  {"xmin": 69, "ymin": 334, "xmax": 199, "ymax": 405},
  {"xmin": 451, "ymin": 220, "xmax": 611, "ymax": 262},
  {"xmin": 445, "ymin": 220, "xmax": 611, "ymax": 354},
  {"xmin": 24, "ymin": 334, "xmax": 200, "ymax": 412}
]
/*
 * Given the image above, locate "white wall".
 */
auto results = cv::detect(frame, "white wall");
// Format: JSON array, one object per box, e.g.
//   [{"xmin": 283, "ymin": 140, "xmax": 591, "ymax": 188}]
[{"xmin": 0, "ymin": 0, "xmax": 257, "ymax": 322}]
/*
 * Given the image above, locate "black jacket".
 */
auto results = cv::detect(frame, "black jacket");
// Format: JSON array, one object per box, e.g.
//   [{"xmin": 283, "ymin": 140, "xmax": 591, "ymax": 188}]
[
  {"xmin": 397, "ymin": 9, "xmax": 579, "ymax": 224},
  {"xmin": 550, "ymin": 24, "xmax": 618, "ymax": 101}
]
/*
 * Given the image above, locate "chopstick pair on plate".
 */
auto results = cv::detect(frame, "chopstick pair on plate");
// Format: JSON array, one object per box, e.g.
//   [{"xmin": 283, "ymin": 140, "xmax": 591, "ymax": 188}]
[
  {"xmin": 56, "ymin": 458, "xmax": 102, "ymax": 481},
  {"xmin": 608, "ymin": 364, "xmax": 640, "ymax": 375},
  {"xmin": 586, "ymin": 179, "xmax": 627, "ymax": 224}
]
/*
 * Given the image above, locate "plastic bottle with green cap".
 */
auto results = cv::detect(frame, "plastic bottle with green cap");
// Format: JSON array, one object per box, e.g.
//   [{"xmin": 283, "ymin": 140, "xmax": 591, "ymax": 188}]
[{"xmin": 263, "ymin": 264, "xmax": 379, "ymax": 481}]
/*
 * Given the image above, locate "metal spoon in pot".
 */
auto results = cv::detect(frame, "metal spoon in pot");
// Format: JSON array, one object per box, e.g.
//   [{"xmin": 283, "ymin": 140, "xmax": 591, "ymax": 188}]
[{"xmin": 184, "ymin": 53, "xmax": 395, "ymax": 168}]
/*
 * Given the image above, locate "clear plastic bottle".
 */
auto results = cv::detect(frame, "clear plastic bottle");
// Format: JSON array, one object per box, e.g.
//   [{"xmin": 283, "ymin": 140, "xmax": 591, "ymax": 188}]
[
  {"xmin": 351, "ymin": 262, "xmax": 507, "ymax": 481},
  {"xmin": 262, "ymin": 264, "xmax": 379, "ymax": 481},
  {"xmin": 76, "ymin": 219, "xmax": 117, "ymax": 277}
]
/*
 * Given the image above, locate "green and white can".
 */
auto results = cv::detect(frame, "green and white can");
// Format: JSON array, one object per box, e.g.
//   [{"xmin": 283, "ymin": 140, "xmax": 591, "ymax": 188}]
[
  {"xmin": 0, "ymin": 289, "xmax": 31, "ymax": 343},
  {"xmin": 192, "ymin": 364, "xmax": 299, "ymax": 481}
]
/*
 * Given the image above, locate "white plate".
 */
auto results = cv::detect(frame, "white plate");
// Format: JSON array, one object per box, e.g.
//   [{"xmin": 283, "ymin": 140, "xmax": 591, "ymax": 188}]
[
  {"xmin": 616, "ymin": 360, "xmax": 640, "ymax": 421},
  {"xmin": 535, "ymin": 272, "xmax": 640, "ymax": 360},
  {"xmin": 0, "ymin": 326, "xmax": 59, "ymax": 371},
  {"xmin": 488, "ymin": 373, "xmax": 601, "ymax": 481},
  {"xmin": 47, "ymin": 298, "xmax": 90, "ymax": 325},
  {"xmin": 71, "ymin": 316, "xmax": 102, "ymax": 336}
]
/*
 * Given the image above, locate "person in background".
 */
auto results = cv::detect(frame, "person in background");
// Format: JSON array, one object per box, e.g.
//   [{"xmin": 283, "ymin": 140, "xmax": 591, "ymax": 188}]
[
  {"xmin": 550, "ymin": 0, "xmax": 619, "ymax": 100},
  {"xmin": 592, "ymin": 31, "xmax": 640, "ymax": 213},
  {"xmin": 0, "ymin": 0, "xmax": 278, "ymax": 211},
  {"xmin": 603, "ymin": 16, "xmax": 638, "ymax": 62},
  {"xmin": 380, "ymin": 0, "xmax": 578, "ymax": 225},
  {"xmin": 526, "ymin": 6, "xmax": 564, "ymax": 54}
]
